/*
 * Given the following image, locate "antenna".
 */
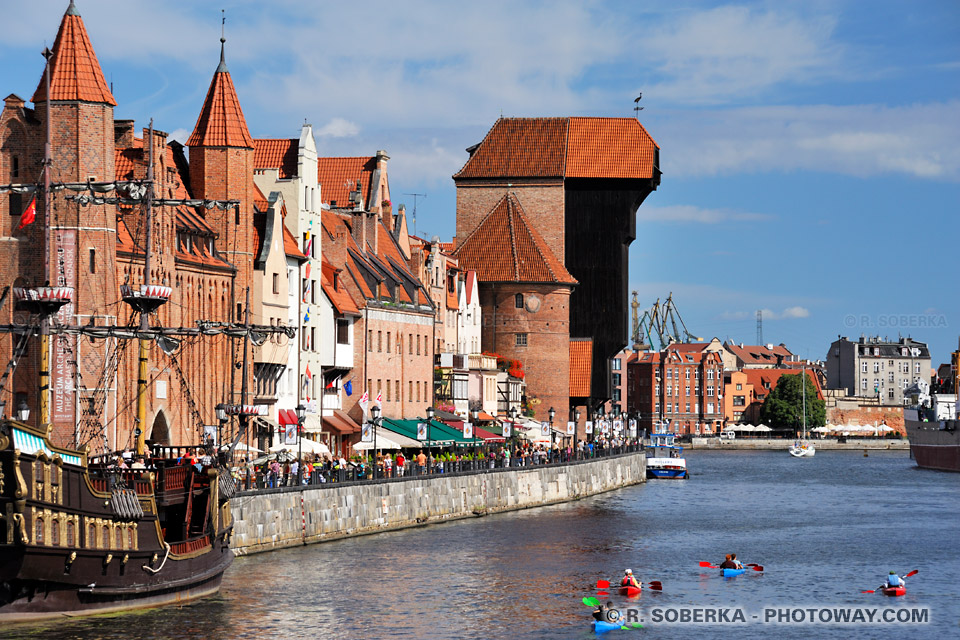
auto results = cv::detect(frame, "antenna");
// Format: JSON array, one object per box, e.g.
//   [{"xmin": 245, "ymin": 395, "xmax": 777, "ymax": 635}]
[
  {"xmin": 756, "ymin": 310, "xmax": 763, "ymax": 345},
  {"xmin": 403, "ymin": 193, "xmax": 426, "ymax": 237},
  {"xmin": 634, "ymin": 94, "xmax": 644, "ymax": 118}
]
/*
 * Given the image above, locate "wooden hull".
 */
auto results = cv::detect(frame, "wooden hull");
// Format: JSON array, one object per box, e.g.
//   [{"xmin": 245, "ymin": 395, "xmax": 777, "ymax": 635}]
[{"xmin": 0, "ymin": 420, "xmax": 234, "ymax": 621}]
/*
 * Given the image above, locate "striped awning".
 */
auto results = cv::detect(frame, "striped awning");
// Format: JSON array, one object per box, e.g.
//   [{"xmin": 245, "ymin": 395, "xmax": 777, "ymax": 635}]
[{"xmin": 12, "ymin": 427, "xmax": 82, "ymax": 466}]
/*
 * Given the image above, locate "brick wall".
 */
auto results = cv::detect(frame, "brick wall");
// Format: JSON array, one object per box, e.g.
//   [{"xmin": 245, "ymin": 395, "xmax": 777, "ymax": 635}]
[
  {"xmin": 479, "ymin": 282, "xmax": 570, "ymax": 422},
  {"xmin": 455, "ymin": 181, "xmax": 565, "ymax": 262}
]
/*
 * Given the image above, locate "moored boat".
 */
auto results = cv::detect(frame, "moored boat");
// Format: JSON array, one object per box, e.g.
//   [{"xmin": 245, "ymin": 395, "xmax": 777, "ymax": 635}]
[
  {"xmin": 905, "ymin": 342, "xmax": 959, "ymax": 472},
  {"xmin": 645, "ymin": 430, "xmax": 688, "ymax": 479}
]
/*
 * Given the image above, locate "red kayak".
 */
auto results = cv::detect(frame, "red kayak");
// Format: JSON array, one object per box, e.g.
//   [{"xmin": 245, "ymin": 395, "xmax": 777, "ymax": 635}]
[
  {"xmin": 882, "ymin": 586, "xmax": 906, "ymax": 597},
  {"xmin": 618, "ymin": 585, "xmax": 642, "ymax": 596}
]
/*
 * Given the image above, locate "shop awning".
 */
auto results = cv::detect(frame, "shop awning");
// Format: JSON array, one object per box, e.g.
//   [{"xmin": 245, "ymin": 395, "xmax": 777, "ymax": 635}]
[
  {"xmin": 380, "ymin": 418, "xmax": 484, "ymax": 447},
  {"xmin": 278, "ymin": 409, "xmax": 298, "ymax": 426},
  {"xmin": 474, "ymin": 426, "xmax": 505, "ymax": 442},
  {"xmin": 353, "ymin": 429, "xmax": 422, "ymax": 451},
  {"xmin": 323, "ymin": 410, "xmax": 361, "ymax": 435}
]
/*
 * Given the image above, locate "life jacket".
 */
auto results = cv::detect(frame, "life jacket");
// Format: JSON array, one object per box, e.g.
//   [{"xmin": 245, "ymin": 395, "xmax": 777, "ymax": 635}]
[{"xmin": 887, "ymin": 575, "xmax": 902, "ymax": 587}]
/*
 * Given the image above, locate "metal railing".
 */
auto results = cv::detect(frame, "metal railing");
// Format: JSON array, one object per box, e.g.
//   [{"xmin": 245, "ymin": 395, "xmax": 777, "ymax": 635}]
[{"xmin": 234, "ymin": 443, "xmax": 644, "ymax": 494}]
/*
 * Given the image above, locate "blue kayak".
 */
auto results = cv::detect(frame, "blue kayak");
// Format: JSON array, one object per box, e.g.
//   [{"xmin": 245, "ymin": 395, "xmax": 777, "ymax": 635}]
[
  {"xmin": 721, "ymin": 568, "xmax": 746, "ymax": 577},
  {"xmin": 592, "ymin": 619, "xmax": 622, "ymax": 633}
]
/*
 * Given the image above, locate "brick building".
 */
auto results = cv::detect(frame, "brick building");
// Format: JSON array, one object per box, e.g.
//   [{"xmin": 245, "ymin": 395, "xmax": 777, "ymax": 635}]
[
  {"xmin": 454, "ymin": 117, "xmax": 660, "ymax": 422},
  {"xmin": 0, "ymin": 3, "xmax": 260, "ymax": 451},
  {"xmin": 630, "ymin": 346, "xmax": 725, "ymax": 435},
  {"xmin": 453, "ymin": 193, "xmax": 577, "ymax": 422}
]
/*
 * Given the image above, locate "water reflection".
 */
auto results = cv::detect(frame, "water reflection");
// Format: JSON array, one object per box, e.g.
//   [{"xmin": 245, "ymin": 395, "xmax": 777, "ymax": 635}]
[{"xmin": 5, "ymin": 451, "xmax": 957, "ymax": 639}]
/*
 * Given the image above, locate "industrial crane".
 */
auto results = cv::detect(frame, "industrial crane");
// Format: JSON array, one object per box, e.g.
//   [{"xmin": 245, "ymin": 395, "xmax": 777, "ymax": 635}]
[{"xmin": 631, "ymin": 292, "xmax": 702, "ymax": 350}]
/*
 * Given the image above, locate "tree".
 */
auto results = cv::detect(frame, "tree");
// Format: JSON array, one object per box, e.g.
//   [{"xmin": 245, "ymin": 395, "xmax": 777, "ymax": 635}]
[{"xmin": 759, "ymin": 373, "xmax": 826, "ymax": 430}]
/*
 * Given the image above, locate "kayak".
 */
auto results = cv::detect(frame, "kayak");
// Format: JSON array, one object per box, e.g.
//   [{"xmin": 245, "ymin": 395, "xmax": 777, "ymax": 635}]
[
  {"xmin": 882, "ymin": 586, "xmax": 906, "ymax": 597},
  {"xmin": 721, "ymin": 568, "xmax": 746, "ymax": 577},
  {"xmin": 618, "ymin": 585, "xmax": 642, "ymax": 596},
  {"xmin": 592, "ymin": 619, "xmax": 622, "ymax": 633}
]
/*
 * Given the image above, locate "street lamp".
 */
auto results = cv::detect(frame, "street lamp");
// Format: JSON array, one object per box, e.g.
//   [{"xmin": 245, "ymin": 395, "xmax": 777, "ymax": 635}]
[
  {"xmin": 548, "ymin": 407, "xmax": 556, "ymax": 461},
  {"xmin": 369, "ymin": 404, "xmax": 381, "ymax": 479},
  {"xmin": 16, "ymin": 399, "xmax": 30, "ymax": 423},
  {"xmin": 509, "ymin": 406, "xmax": 518, "ymax": 463},
  {"xmin": 296, "ymin": 404, "xmax": 306, "ymax": 484},
  {"xmin": 573, "ymin": 408, "xmax": 581, "ymax": 458},
  {"xmin": 215, "ymin": 403, "xmax": 228, "ymax": 449},
  {"xmin": 425, "ymin": 406, "xmax": 435, "ymax": 471}
]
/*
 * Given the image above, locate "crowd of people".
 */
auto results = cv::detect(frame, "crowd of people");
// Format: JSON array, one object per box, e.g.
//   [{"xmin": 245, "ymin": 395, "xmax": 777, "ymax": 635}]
[{"xmin": 231, "ymin": 435, "xmax": 642, "ymax": 491}]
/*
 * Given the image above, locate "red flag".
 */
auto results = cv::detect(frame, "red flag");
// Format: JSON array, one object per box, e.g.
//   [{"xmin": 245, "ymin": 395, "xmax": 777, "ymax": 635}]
[{"xmin": 17, "ymin": 196, "xmax": 36, "ymax": 230}]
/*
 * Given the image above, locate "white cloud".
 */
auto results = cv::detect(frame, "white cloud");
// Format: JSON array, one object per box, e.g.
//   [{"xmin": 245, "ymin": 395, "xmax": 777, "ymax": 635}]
[
  {"xmin": 637, "ymin": 205, "xmax": 773, "ymax": 224},
  {"xmin": 655, "ymin": 101, "xmax": 960, "ymax": 180},
  {"xmin": 635, "ymin": 6, "xmax": 843, "ymax": 104},
  {"xmin": 168, "ymin": 128, "xmax": 190, "ymax": 144},
  {"xmin": 316, "ymin": 118, "xmax": 360, "ymax": 138}
]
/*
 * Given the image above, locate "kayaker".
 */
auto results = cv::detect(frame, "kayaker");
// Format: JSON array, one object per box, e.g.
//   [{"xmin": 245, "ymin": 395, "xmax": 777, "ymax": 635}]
[
  {"xmin": 885, "ymin": 571, "xmax": 904, "ymax": 589},
  {"xmin": 621, "ymin": 569, "xmax": 641, "ymax": 589},
  {"xmin": 720, "ymin": 554, "xmax": 737, "ymax": 569},
  {"xmin": 593, "ymin": 601, "xmax": 616, "ymax": 623},
  {"xmin": 730, "ymin": 553, "xmax": 743, "ymax": 570}
]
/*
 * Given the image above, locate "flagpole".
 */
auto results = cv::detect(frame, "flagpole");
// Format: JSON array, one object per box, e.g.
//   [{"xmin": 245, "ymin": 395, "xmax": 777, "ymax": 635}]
[{"xmin": 39, "ymin": 46, "xmax": 54, "ymax": 432}]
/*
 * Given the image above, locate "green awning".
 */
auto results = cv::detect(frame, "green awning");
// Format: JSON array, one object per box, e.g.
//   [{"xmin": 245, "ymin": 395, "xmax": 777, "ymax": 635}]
[{"xmin": 381, "ymin": 418, "xmax": 484, "ymax": 447}]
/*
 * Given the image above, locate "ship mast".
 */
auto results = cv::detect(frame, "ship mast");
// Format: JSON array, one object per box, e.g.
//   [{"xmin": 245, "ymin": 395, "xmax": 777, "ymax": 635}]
[
  {"xmin": 39, "ymin": 47, "xmax": 54, "ymax": 429},
  {"xmin": 134, "ymin": 120, "xmax": 156, "ymax": 457}
]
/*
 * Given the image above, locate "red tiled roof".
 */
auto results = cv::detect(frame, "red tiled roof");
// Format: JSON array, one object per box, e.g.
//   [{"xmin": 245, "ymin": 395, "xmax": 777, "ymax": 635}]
[
  {"xmin": 726, "ymin": 343, "xmax": 795, "ymax": 365},
  {"xmin": 254, "ymin": 138, "xmax": 298, "ymax": 178},
  {"xmin": 186, "ymin": 52, "xmax": 254, "ymax": 148},
  {"xmin": 454, "ymin": 117, "xmax": 658, "ymax": 180},
  {"xmin": 570, "ymin": 338, "xmax": 593, "ymax": 397},
  {"xmin": 321, "ymin": 260, "xmax": 360, "ymax": 317},
  {"xmin": 667, "ymin": 342, "xmax": 709, "ymax": 353},
  {"xmin": 317, "ymin": 157, "xmax": 376, "ymax": 207},
  {"xmin": 453, "ymin": 194, "xmax": 577, "ymax": 285},
  {"xmin": 253, "ymin": 183, "xmax": 269, "ymax": 213},
  {"xmin": 32, "ymin": 3, "xmax": 116, "ymax": 106}
]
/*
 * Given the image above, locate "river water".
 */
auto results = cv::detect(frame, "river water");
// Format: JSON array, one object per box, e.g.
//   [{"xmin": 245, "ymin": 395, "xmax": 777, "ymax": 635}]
[{"xmin": 7, "ymin": 450, "xmax": 959, "ymax": 639}]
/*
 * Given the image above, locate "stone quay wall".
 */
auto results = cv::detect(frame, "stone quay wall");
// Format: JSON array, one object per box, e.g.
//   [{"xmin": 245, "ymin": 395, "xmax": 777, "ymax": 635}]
[
  {"xmin": 229, "ymin": 451, "xmax": 646, "ymax": 556},
  {"xmin": 689, "ymin": 437, "xmax": 909, "ymax": 450}
]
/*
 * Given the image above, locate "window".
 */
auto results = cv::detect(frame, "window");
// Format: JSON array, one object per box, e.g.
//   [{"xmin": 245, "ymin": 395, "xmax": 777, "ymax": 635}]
[
  {"xmin": 128, "ymin": 527, "xmax": 135, "ymax": 549},
  {"xmin": 666, "ymin": 369, "xmax": 673, "ymax": 380},
  {"xmin": 311, "ymin": 279, "xmax": 317, "ymax": 304},
  {"xmin": 613, "ymin": 389, "xmax": 622, "ymax": 402},
  {"xmin": 915, "ymin": 363, "xmax": 921, "ymax": 374},
  {"xmin": 685, "ymin": 402, "xmax": 691, "ymax": 413},
  {"xmin": 888, "ymin": 372, "xmax": 894, "ymax": 383},
  {"xmin": 67, "ymin": 521, "xmax": 75, "ymax": 547},
  {"xmin": 35, "ymin": 517, "xmax": 44, "ymax": 545},
  {"xmin": 733, "ymin": 396, "xmax": 745, "ymax": 407},
  {"xmin": 368, "ymin": 330, "xmax": 373, "ymax": 351},
  {"xmin": 416, "ymin": 335, "xmax": 421, "ymax": 355},
  {"xmin": 736, "ymin": 383, "xmax": 742, "ymax": 390},
  {"xmin": 378, "ymin": 331, "xmax": 382, "ymax": 352},
  {"xmin": 302, "ymin": 326, "xmax": 310, "ymax": 350},
  {"xmin": 888, "ymin": 389, "xmax": 894, "ymax": 399},
  {"xmin": 707, "ymin": 369, "xmax": 715, "ymax": 380},
  {"xmin": 861, "ymin": 377, "xmax": 868, "ymax": 390},
  {"xmin": 685, "ymin": 369, "xmax": 691, "ymax": 380},
  {"xmin": 685, "ymin": 386, "xmax": 691, "ymax": 396},
  {"xmin": 386, "ymin": 380, "xmax": 391, "ymax": 402},
  {"xmin": 310, "ymin": 327, "xmax": 316, "ymax": 352},
  {"xmin": 861, "ymin": 362, "xmax": 868, "ymax": 373},
  {"xmin": 665, "ymin": 403, "xmax": 672, "ymax": 414},
  {"xmin": 666, "ymin": 385, "xmax": 672, "ymax": 397},
  {"xmin": 336, "ymin": 319, "xmax": 349, "ymax": 345},
  {"xmin": 89, "ymin": 249, "xmax": 96, "ymax": 274},
  {"xmin": 272, "ymin": 273, "xmax": 279, "ymax": 294},
  {"xmin": 707, "ymin": 385, "xmax": 714, "ymax": 397},
  {"xmin": 409, "ymin": 381, "xmax": 413, "ymax": 402},
  {"xmin": 655, "ymin": 401, "xmax": 660, "ymax": 413},
  {"xmin": 416, "ymin": 381, "xmax": 421, "ymax": 402},
  {"xmin": 115, "ymin": 529, "xmax": 123, "ymax": 550},
  {"xmin": 409, "ymin": 334, "xmax": 414, "ymax": 354},
  {"xmin": 386, "ymin": 332, "xmax": 391, "ymax": 353},
  {"xmin": 396, "ymin": 380, "xmax": 400, "ymax": 402},
  {"xmin": 707, "ymin": 402, "xmax": 715, "ymax": 414},
  {"xmin": 51, "ymin": 519, "xmax": 60, "ymax": 546},
  {"xmin": 102, "ymin": 526, "xmax": 110, "ymax": 548},
  {"xmin": 612, "ymin": 359, "xmax": 621, "ymax": 371},
  {"xmin": 11, "ymin": 156, "xmax": 18, "ymax": 178},
  {"xmin": 655, "ymin": 384, "xmax": 660, "ymax": 395},
  {"xmin": 612, "ymin": 373, "xmax": 621, "ymax": 386},
  {"xmin": 873, "ymin": 362, "xmax": 880, "ymax": 373},
  {"xmin": 515, "ymin": 293, "xmax": 523, "ymax": 309}
]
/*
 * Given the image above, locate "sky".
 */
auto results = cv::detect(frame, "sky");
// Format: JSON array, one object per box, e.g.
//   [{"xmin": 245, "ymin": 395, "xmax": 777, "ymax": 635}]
[{"xmin": 3, "ymin": 0, "xmax": 959, "ymax": 364}]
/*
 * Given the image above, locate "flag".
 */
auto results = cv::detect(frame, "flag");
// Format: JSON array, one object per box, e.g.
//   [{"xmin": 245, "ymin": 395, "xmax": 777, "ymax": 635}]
[
  {"xmin": 359, "ymin": 391, "xmax": 369, "ymax": 419},
  {"xmin": 303, "ymin": 365, "xmax": 312, "ymax": 401},
  {"xmin": 325, "ymin": 379, "xmax": 335, "ymax": 389},
  {"xmin": 344, "ymin": 380, "xmax": 353, "ymax": 396},
  {"xmin": 303, "ymin": 308, "xmax": 310, "ymax": 323},
  {"xmin": 304, "ymin": 262, "xmax": 311, "ymax": 279},
  {"xmin": 376, "ymin": 391, "xmax": 382, "ymax": 407},
  {"xmin": 17, "ymin": 196, "xmax": 36, "ymax": 230}
]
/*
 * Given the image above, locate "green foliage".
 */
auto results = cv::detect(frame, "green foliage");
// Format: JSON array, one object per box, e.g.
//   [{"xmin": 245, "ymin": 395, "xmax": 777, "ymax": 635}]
[{"xmin": 759, "ymin": 373, "xmax": 826, "ymax": 430}]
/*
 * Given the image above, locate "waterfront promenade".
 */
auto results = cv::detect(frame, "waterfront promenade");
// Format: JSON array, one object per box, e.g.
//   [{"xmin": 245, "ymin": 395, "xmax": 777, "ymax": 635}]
[{"xmin": 229, "ymin": 447, "xmax": 646, "ymax": 555}]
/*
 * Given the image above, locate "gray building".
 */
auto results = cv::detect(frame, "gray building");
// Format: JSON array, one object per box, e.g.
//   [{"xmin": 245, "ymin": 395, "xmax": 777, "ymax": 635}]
[{"xmin": 826, "ymin": 336, "xmax": 930, "ymax": 405}]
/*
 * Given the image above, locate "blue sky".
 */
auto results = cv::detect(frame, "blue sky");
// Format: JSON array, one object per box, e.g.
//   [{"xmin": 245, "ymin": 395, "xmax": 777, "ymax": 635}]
[{"xmin": 4, "ymin": 0, "xmax": 959, "ymax": 364}]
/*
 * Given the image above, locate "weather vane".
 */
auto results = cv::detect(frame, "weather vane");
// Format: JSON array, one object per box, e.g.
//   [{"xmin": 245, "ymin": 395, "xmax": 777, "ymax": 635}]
[{"xmin": 634, "ymin": 94, "xmax": 643, "ymax": 118}]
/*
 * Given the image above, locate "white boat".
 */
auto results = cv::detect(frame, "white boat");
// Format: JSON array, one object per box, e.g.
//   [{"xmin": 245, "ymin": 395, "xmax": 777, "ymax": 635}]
[
  {"xmin": 646, "ymin": 429, "xmax": 689, "ymax": 479},
  {"xmin": 789, "ymin": 364, "xmax": 816, "ymax": 457}
]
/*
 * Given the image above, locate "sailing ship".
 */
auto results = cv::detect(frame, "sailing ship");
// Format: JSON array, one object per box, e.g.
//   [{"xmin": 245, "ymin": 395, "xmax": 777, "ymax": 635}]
[
  {"xmin": 905, "ymin": 340, "xmax": 960, "ymax": 472},
  {"xmin": 0, "ymin": 2, "xmax": 284, "ymax": 618},
  {"xmin": 788, "ymin": 365, "xmax": 816, "ymax": 458}
]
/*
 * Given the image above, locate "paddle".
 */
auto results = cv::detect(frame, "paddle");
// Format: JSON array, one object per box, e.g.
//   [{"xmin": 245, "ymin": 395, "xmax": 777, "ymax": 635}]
[
  {"xmin": 596, "ymin": 579, "xmax": 610, "ymax": 589},
  {"xmin": 861, "ymin": 570, "xmax": 918, "ymax": 593},
  {"xmin": 699, "ymin": 561, "xmax": 720, "ymax": 569},
  {"xmin": 749, "ymin": 565, "xmax": 764, "ymax": 572},
  {"xmin": 583, "ymin": 596, "xmax": 601, "ymax": 607},
  {"xmin": 648, "ymin": 581, "xmax": 663, "ymax": 591}
]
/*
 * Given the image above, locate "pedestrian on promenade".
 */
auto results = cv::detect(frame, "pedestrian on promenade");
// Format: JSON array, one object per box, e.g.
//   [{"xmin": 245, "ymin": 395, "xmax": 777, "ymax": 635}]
[
  {"xmin": 416, "ymin": 451, "xmax": 427, "ymax": 475},
  {"xmin": 383, "ymin": 452, "xmax": 393, "ymax": 478},
  {"xmin": 396, "ymin": 452, "xmax": 405, "ymax": 476}
]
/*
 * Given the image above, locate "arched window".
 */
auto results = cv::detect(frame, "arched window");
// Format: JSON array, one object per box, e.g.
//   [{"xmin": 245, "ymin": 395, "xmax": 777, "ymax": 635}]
[
  {"xmin": 51, "ymin": 519, "xmax": 60, "ymax": 546},
  {"xmin": 88, "ymin": 524, "xmax": 97, "ymax": 548},
  {"xmin": 128, "ymin": 527, "xmax": 135, "ymax": 549},
  {"xmin": 515, "ymin": 293, "xmax": 523, "ymax": 309},
  {"xmin": 67, "ymin": 521, "xmax": 75, "ymax": 546},
  {"xmin": 35, "ymin": 517, "xmax": 44, "ymax": 545},
  {"xmin": 115, "ymin": 528, "xmax": 124, "ymax": 550},
  {"xmin": 102, "ymin": 526, "xmax": 111, "ymax": 548}
]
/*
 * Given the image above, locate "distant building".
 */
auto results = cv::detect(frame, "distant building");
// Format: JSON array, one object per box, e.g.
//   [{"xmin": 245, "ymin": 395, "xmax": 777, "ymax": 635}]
[
  {"xmin": 722, "ymin": 342, "xmax": 798, "ymax": 370},
  {"xmin": 728, "ymin": 368, "xmax": 822, "ymax": 424},
  {"xmin": 629, "ymin": 345, "xmax": 725, "ymax": 435},
  {"xmin": 826, "ymin": 336, "xmax": 930, "ymax": 405}
]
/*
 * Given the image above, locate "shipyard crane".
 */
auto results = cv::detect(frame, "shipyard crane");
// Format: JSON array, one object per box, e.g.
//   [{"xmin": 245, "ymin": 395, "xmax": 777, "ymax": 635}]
[{"xmin": 631, "ymin": 292, "xmax": 702, "ymax": 350}]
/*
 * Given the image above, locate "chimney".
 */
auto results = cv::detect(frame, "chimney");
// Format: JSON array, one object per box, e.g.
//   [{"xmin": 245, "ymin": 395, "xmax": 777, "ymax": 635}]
[
  {"xmin": 351, "ymin": 211, "xmax": 366, "ymax": 252},
  {"xmin": 366, "ymin": 211, "xmax": 380, "ymax": 255},
  {"xmin": 114, "ymin": 120, "xmax": 135, "ymax": 148}
]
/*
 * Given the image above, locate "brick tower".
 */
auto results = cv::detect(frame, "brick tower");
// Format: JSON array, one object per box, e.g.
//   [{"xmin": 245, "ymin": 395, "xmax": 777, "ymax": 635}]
[
  {"xmin": 0, "ymin": 0, "xmax": 119, "ymax": 446},
  {"xmin": 186, "ymin": 35, "xmax": 256, "ymax": 315}
]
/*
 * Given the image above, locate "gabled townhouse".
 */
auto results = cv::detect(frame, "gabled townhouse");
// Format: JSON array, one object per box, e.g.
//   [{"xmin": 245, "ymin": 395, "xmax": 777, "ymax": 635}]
[
  {"xmin": 317, "ymin": 259, "xmax": 360, "ymax": 456},
  {"xmin": 253, "ymin": 125, "xmax": 323, "ymax": 436}
]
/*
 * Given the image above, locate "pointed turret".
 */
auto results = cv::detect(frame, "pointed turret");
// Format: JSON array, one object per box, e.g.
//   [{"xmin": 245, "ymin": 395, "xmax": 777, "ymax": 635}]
[
  {"xmin": 31, "ymin": 1, "xmax": 116, "ymax": 106},
  {"xmin": 186, "ymin": 38, "xmax": 253, "ymax": 148}
]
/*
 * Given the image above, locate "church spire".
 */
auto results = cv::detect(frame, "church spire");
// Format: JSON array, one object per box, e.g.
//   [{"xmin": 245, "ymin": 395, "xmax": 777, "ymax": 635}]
[
  {"xmin": 32, "ymin": 1, "xmax": 116, "ymax": 105},
  {"xmin": 187, "ymin": 12, "xmax": 252, "ymax": 148}
]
